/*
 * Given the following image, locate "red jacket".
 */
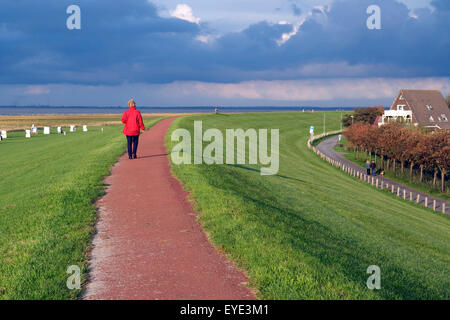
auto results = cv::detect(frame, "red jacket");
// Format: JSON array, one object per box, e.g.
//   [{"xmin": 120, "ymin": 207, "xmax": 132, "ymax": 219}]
[{"xmin": 121, "ymin": 107, "xmax": 146, "ymax": 136}]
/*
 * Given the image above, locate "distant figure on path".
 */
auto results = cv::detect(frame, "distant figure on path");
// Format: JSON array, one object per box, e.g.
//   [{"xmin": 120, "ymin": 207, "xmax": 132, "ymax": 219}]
[
  {"xmin": 122, "ymin": 99, "xmax": 146, "ymax": 159},
  {"xmin": 365, "ymin": 160, "xmax": 371, "ymax": 175},
  {"xmin": 370, "ymin": 160, "xmax": 376, "ymax": 176}
]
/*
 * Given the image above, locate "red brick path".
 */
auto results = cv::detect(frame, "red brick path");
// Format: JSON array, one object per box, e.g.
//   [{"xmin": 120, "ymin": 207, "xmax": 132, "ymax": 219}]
[{"xmin": 84, "ymin": 117, "xmax": 255, "ymax": 300}]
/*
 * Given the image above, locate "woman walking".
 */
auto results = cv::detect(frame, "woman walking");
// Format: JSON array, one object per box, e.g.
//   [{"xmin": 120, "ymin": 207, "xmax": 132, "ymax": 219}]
[
  {"xmin": 365, "ymin": 160, "xmax": 371, "ymax": 175},
  {"xmin": 122, "ymin": 99, "xmax": 146, "ymax": 159},
  {"xmin": 371, "ymin": 160, "xmax": 376, "ymax": 176}
]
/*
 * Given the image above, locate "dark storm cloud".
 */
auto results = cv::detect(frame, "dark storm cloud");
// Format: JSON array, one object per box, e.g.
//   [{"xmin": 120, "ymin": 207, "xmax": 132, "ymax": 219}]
[{"xmin": 0, "ymin": 0, "xmax": 448, "ymax": 85}]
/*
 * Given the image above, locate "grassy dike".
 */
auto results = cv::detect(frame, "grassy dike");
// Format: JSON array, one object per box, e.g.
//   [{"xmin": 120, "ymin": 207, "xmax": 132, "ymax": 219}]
[
  {"xmin": 0, "ymin": 118, "xmax": 162, "ymax": 299},
  {"xmin": 166, "ymin": 112, "xmax": 450, "ymax": 300}
]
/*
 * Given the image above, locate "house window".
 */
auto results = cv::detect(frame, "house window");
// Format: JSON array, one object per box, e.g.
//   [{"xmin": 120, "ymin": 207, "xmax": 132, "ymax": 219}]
[
  {"xmin": 427, "ymin": 114, "xmax": 434, "ymax": 122},
  {"xmin": 399, "ymin": 95, "xmax": 403, "ymax": 100},
  {"xmin": 426, "ymin": 104, "xmax": 433, "ymax": 110},
  {"xmin": 441, "ymin": 114, "xmax": 448, "ymax": 122},
  {"xmin": 397, "ymin": 105, "xmax": 406, "ymax": 111}
]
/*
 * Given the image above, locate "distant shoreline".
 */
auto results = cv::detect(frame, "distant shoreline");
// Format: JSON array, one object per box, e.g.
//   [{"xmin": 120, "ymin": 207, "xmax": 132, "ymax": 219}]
[{"xmin": 0, "ymin": 106, "xmax": 355, "ymax": 116}]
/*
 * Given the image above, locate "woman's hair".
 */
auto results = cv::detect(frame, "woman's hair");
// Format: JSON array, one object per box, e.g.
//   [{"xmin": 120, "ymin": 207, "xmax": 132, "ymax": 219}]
[{"xmin": 128, "ymin": 99, "xmax": 136, "ymax": 108}]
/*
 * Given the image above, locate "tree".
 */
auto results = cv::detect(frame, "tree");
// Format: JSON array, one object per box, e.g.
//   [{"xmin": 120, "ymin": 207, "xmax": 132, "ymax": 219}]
[
  {"xmin": 412, "ymin": 133, "xmax": 433, "ymax": 183},
  {"xmin": 342, "ymin": 106, "xmax": 384, "ymax": 127},
  {"xmin": 343, "ymin": 122, "xmax": 371, "ymax": 160},
  {"xmin": 380, "ymin": 124, "xmax": 404, "ymax": 172},
  {"xmin": 429, "ymin": 130, "xmax": 450, "ymax": 192}
]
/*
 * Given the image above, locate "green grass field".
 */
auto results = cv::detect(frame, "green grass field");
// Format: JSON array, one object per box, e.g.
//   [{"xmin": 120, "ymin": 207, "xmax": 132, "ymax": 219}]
[
  {"xmin": 0, "ymin": 118, "xmax": 162, "ymax": 299},
  {"xmin": 0, "ymin": 114, "xmax": 169, "ymax": 130},
  {"xmin": 166, "ymin": 112, "xmax": 450, "ymax": 300},
  {"xmin": 1, "ymin": 112, "xmax": 449, "ymax": 300}
]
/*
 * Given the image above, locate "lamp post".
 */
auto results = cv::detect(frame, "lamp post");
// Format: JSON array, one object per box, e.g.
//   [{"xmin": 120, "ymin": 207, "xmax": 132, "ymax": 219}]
[{"xmin": 351, "ymin": 115, "xmax": 354, "ymax": 125}]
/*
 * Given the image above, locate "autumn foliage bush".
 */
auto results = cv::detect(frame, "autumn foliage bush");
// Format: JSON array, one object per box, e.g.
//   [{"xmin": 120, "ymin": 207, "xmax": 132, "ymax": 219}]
[{"xmin": 344, "ymin": 123, "xmax": 450, "ymax": 192}]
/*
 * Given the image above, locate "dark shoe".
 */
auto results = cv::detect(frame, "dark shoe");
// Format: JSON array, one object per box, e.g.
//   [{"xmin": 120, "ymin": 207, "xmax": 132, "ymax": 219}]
[
  {"xmin": 129, "ymin": 156, "xmax": 132, "ymax": 159},
  {"xmin": 133, "ymin": 154, "xmax": 137, "ymax": 159}
]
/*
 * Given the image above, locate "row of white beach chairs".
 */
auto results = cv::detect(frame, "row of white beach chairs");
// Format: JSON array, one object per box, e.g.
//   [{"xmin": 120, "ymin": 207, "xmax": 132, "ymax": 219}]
[{"xmin": 0, "ymin": 125, "xmax": 89, "ymax": 140}]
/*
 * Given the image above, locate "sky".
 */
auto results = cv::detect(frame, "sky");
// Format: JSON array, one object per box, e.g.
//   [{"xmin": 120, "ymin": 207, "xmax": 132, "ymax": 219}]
[{"xmin": 0, "ymin": 0, "xmax": 448, "ymax": 107}]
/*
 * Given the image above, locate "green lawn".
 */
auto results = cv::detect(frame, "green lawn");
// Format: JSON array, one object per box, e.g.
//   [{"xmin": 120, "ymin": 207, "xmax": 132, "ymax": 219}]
[
  {"xmin": 166, "ymin": 112, "xmax": 450, "ymax": 300},
  {"xmin": 0, "ymin": 118, "xmax": 162, "ymax": 299}
]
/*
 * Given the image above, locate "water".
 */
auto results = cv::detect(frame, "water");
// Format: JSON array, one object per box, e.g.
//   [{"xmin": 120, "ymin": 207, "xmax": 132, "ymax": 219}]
[{"xmin": 0, "ymin": 106, "xmax": 354, "ymax": 116}]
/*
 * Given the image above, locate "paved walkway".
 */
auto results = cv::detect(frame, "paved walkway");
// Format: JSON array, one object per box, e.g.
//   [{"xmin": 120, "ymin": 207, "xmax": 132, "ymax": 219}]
[
  {"xmin": 84, "ymin": 117, "xmax": 255, "ymax": 300},
  {"xmin": 316, "ymin": 136, "xmax": 449, "ymax": 214}
]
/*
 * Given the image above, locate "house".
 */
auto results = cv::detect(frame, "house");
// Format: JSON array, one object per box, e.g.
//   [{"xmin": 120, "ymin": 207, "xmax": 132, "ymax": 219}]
[{"xmin": 378, "ymin": 89, "xmax": 450, "ymax": 129}]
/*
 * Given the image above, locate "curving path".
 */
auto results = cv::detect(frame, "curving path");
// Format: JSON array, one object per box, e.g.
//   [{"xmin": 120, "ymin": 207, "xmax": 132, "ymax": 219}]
[
  {"xmin": 84, "ymin": 117, "xmax": 255, "ymax": 300},
  {"xmin": 316, "ymin": 135, "xmax": 449, "ymax": 214}
]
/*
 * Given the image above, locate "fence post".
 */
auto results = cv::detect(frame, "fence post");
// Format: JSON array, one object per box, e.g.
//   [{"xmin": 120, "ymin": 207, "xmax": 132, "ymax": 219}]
[
  {"xmin": 397, "ymin": 187, "xmax": 400, "ymax": 197},
  {"xmin": 416, "ymin": 194, "xmax": 420, "ymax": 203},
  {"xmin": 403, "ymin": 189, "xmax": 406, "ymax": 200},
  {"xmin": 392, "ymin": 185, "xmax": 394, "ymax": 193},
  {"xmin": 409, "ymin": 192, "xmax": 413, "ymax": 201},
  {"xmin": 443, "ymin": 203, "xmax": 446, "ymax": 214},
  {"xmin": 425, "ymin": 197, "xmax": 428, "ymax": 208},
  {"xmin": 376, "ymin": 178, "xmax": 379, "ymax": 188}
]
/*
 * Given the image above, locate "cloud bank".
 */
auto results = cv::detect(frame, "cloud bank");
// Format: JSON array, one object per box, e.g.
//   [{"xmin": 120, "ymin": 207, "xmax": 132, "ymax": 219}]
[
  {"xmin": 2, "ymin": 77, "xmax": 448, "ymax": 107},
  {"xmin": 0, "ymin": 0, "xmax": 448, "ymax": 106}
]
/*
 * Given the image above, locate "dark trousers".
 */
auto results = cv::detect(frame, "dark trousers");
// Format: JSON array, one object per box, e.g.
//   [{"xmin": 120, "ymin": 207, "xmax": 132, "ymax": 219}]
[
  {"xmin": 126, "ymin": 135, "xmax": 139, "ymax": 158},
  {"xmin": 366, "ymin": 168, "xmax": 370, "ymax": 175}
]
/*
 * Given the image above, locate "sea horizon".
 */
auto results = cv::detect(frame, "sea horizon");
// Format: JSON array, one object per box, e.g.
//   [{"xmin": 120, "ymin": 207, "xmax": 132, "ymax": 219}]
[{"xmin": 0, "ymin": 105, "xmax": 356, "ymax": 116}]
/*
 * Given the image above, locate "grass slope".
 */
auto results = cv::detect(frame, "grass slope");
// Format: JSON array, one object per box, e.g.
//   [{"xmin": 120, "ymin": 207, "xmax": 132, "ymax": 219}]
[
  {"xmin": 166, "ymin": 112, "xmax": 450, "ymax": 300},
  {"xmin": 0, "ymin": 118, "xmax": 162, "ymax": 299},
  {"xmin": 0, "ymin": 114, "xmax": 191, "ymax": 130}
]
